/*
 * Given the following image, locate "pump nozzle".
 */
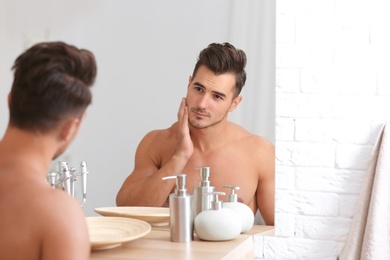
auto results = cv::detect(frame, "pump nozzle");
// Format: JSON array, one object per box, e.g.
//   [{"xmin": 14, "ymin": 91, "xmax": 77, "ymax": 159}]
[
  {"xmin": 195, "ymin": 167, "xmax": 211, "ymax": 186},
  {"xmin": 162, "ymin": 174, "xmax": 188, "ymax": 196},
  {"xmin": 203, "ymin": 191, "xmax": 226, "ymax": 210},
  {"xmin": 222, "ymin": 185, "xmax": 240, "ymax": 202}
]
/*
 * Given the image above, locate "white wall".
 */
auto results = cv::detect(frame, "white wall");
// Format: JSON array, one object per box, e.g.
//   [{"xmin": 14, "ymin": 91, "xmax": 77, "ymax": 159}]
[
  {"xmin": 0, "ymin": 0, "xmax": 275, "ymax": 219},
  {"xmin": 254, "ymin": 0, "xmax": 390, "ymax": 259}
]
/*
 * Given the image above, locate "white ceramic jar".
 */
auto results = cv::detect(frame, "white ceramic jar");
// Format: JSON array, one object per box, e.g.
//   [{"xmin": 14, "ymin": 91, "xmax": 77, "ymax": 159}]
[
  {"xmin": 222, "ymin": 185, "xmax": 254, "ymax": 233},
  {"xmin": 194, "ymin": 192, "xmax": 241, "ymax": 241}
]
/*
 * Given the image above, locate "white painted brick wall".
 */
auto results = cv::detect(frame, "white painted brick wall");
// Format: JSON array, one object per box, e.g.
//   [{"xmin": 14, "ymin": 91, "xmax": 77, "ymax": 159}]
[{"xmin": 254, "ymin": 0, "xmax": 390, "ymax": 259}]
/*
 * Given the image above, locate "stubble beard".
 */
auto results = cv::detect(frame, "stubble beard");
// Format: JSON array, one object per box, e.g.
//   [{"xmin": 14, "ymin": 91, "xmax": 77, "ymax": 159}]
[{"xmin": 188, "ymin": 110, "xmax": 228, "ymax": 130}]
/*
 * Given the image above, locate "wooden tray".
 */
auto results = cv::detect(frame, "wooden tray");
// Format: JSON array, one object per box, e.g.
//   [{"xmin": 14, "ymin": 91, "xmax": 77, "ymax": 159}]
[
  {"xmin": 86, "ymin": 216, "xmax": 151, "ymax": 250},
  {"xmin": 94, "ymin": 206, "xmax": 170, "ymax": 226}
]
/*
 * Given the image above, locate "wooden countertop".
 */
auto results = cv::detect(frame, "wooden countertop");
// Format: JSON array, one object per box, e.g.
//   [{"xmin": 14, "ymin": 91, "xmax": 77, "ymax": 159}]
[{"xmin": 90, "ymin": 225, "xmax": 274, "ymax": 259}]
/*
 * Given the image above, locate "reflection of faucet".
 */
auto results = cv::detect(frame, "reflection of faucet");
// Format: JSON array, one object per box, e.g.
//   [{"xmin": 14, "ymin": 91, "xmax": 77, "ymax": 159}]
[
  {"xmin": 80, "ymin": 161, "xmax": 89, "ymax": 208},
  {"xmin": 47, "ymin": 161, "xmax": 89, "ymax": 208}
]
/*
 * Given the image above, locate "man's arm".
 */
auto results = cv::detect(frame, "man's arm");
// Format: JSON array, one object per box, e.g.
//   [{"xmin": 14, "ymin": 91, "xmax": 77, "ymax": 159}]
[
  {"xmin": 256, "ymin": 140, "xmax": 275, "ymax": 226},
  {"xmin": 116, "ymin": 98, "xmax": 193, "ymax": 206},
  {"xmin": 116, "ymin": 133, "xmax": 189, "ymax": 206}
]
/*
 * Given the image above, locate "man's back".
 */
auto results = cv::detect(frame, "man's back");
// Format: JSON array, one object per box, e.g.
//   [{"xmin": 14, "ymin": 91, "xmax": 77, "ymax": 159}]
[
  {"xmin": 0, "ymin": 157, "xmax": 89, "ymax": 260},
  {"xmin": 0, "ymin": 41, "xmax": 97, "ymax": 259}
]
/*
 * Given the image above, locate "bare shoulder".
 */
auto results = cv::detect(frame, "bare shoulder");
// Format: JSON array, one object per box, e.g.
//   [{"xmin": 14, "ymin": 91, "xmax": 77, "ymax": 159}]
[
  {"xmin": 137, "ymin": 123, "xmax": 179, "ymax": 151},
  {"xmin": 249, "ymin": 134, "xmax": 274, "ymax": 155},
  {"xmin": 39, "ymin": 187, "xmax": 85, "ymax": 219},
  {"xmin": 0, "ymin": 177, "xmax": 89, "ymax": 260},
  {"xmin": 29, "ymin": 186, "xmax": 87, "ymax": 237},
  {"xmin": 230, "ymin": 122, "xmax": 274, "ymax": 153},
  {"xmin": 230, "ymin": 123, "xmax": 275, "ymax": 175},
  {"xmin": 38, "ymin": 188, "xmax": 90, "ymax": 259},
  {"xmin": 141, "ymin": 123, "xmax": 177, "ymax": 141}
]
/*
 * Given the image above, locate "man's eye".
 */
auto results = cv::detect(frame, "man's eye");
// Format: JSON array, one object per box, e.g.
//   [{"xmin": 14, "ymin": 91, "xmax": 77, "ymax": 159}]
[
  {"xmin": 214, "ymin": 94, "xmax": 223, "ymax": 100},
  {"xmin": 195, "ymin": 87, "xmax": 203, "ymax": 92}
]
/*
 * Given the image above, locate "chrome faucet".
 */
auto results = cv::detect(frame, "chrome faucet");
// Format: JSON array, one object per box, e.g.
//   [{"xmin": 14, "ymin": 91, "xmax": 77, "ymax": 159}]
[{"xmin": 47, "ymin": 161, "xmax": 89, "ymax": 208}]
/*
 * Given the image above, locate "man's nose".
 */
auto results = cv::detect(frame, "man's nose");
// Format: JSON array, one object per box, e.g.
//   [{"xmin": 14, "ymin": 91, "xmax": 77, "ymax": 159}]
[{"xmin": 196, "ymin": 94, "xmax": 209, "ymax": 108}]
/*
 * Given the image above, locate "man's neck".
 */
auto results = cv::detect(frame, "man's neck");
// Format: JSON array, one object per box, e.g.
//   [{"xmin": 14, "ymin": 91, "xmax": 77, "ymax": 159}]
[
  {"xmin": 0, "ymin": 127, "xmax": 55, "ymax": 177},
  {"xmin": 189, "ymin": 121, "xmax": 231, "ymax": 153}
]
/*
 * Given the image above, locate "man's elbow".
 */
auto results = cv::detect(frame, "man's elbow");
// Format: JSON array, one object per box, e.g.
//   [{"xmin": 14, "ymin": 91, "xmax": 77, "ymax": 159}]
[
  {"xmin": 263, "ymin": 214, "xmax": 274, "ymax": 226},
  {"xmin": 265, "ymin": 219, "xmax": 274, "ymax": 226},
  {"xmin": 116, "ymin": 190, "xmax": 127, "ymax": 206}
]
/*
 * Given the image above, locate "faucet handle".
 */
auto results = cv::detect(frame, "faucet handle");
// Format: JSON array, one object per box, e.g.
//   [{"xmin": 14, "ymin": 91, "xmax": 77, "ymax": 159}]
[{"xmin": 80, "ymin": 161, "xmax": 89, "ymax": 208}]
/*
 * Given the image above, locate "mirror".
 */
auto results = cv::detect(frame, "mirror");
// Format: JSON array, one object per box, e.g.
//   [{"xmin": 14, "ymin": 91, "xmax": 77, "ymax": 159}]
[{"xmin": 0, "ymin": 0, "xmax": 275, "ymax": 217}]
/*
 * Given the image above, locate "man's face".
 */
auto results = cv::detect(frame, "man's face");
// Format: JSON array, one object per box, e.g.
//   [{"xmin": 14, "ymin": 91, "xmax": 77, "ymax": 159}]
[{"xmin": 186, "ymin": 65, "xmax": 241, "ymax": 129}]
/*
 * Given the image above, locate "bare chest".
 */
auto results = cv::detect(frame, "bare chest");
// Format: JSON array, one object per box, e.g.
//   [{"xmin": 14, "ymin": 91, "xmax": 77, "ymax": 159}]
[{"xmin": 179, "ymin": 149, "xmax": 258, "ymax": 207}]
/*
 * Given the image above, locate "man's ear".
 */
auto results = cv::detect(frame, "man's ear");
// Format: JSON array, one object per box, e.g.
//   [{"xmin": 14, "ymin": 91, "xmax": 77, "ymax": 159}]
[
  {"xmin": 60, "ymin": 117, "xmax": 81, "ymax": 143},
  {"xmin": 60, "ymin": 112, "xmax": 86, "ymax": 143},
  {"xmin": 228, "ymin": 95, "xmax": 242, "ymax": 112},
  {"xmin": 8, "ymin": 92, "xmax": 11, "ymax": 108}
]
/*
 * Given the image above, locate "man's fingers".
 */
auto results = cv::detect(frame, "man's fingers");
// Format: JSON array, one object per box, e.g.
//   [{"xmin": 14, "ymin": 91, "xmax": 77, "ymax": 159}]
[{"xmin": 177, "ymin": 97, "xmax": 186, "ymax": 121}]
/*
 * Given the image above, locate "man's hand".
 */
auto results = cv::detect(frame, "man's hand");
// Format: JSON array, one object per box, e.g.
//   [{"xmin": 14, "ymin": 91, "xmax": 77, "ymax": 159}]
[{"xmin": 176, "ymin": 98, "xmax": 194, "ymax": 160}]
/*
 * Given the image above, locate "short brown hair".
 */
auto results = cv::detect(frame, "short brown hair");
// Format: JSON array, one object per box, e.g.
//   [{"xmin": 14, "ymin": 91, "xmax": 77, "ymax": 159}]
[
  {"xmin": 10, "ymin": 41, "xmax": 97, "ymax": 133},
  {"xmin": 192, "ymin": 42, "xmax": 247, "ymax": 97}
]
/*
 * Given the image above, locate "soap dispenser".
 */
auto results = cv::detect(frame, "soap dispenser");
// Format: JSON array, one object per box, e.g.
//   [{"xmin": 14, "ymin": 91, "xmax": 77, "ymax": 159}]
[
  {"xmin": 194, "ymin": 191, "xmax": 241, "ymax": 241},
  {"xmin": 222, "ymin": 185, "xmax": 254, "ymax": 233},
  {"xmin": 193, "ymin": 166, "xmax": 215, "ymax": 217},
  {"xmin": 162, "ymin": 174, "xmax": 193, "ymax": 243}
]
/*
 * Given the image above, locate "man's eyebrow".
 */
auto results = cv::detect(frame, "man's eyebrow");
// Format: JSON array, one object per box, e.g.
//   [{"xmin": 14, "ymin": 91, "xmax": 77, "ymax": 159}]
[
  {"xmin": 213, "ymin": 90, "xmax": 226, "ymax": 98},
  {"xmin": 193, "ymin": 82, "xmax": 205, "ymax": 88},
  {"xmin": 193, "ymin": 82, "xmax": 227, "ymax": 98}
]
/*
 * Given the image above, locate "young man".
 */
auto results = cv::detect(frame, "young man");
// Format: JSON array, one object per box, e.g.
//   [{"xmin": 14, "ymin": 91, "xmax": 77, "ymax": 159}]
[
  {"xmin": 0, "ymin": 42, "xmax": 97, "ymax": 259},
  {"xmin": 116, "ymin": 42, "xmax": 275, "ymax": 225}
]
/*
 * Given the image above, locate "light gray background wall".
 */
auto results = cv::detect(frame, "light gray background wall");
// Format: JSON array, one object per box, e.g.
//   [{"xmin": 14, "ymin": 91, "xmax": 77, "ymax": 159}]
[{"xmin": 0, "ymin": 0, "xmax": 275, "ymax": 217}]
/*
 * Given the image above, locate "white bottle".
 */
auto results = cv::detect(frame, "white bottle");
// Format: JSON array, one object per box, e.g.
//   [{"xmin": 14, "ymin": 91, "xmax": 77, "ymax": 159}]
[
  {"xmin": 222, "ymin": 185, "xmax": 254, "ymax": 233},
  {"xmin": 194, "ymin": 192, "xmax": 241, "ymax": 241}
]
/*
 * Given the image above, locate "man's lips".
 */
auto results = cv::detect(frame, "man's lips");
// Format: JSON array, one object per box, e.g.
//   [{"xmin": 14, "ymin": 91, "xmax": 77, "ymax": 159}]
[{"xmin": 192, "ymin": 109, "xmax": 209, "ymax": 118}]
